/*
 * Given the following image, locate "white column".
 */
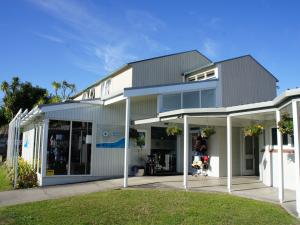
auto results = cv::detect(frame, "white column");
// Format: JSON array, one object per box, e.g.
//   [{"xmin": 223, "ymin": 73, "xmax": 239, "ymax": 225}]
[
  {"xmin": 292, "ymin": 100, "xmax": 300, "ymax": 216},
  {"xmin": 123, "ymin": 97, "xmax": 131, "ymax": 188},
  {"xmin": 41, "ymin": 119, "xmax": 49, "ymax": 180},
  {"xmin": 276, "ymin": 110, "xmax": 284, "ymax": 203},
  {"xmin": 227, "ymin": 116, "xmax": 232, "ymax": 192},
  {"xmin": 183, "ymin": 115, "xmax": 189, "ymax": 189}
]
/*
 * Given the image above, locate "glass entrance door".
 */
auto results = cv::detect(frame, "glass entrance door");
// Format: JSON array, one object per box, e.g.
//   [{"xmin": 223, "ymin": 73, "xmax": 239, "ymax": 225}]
[{"xmin": 243, "ymin": 136, "xmax": 259, "ymax": 175}]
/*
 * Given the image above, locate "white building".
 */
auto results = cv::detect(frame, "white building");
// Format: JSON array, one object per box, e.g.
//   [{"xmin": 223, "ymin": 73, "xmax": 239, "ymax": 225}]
[{"xmin": 6, "ymin": 50, "xmax": 300, "ymax": 216}]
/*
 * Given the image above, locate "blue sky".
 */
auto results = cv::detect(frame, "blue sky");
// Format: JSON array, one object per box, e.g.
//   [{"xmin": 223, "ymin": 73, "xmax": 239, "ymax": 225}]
[{"xmin": 1, "ymin": 0, "xmax": 300, "ymax": 100}]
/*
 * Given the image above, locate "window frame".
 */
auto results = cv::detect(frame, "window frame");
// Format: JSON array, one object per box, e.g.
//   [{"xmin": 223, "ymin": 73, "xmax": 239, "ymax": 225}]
[
  {"xmin": 45, "ymin": 119, "xmax": 93, "ymax": 177},
  {"xmin": 186, "ymin": 69, "xmax": 217, "ymax": 82}
]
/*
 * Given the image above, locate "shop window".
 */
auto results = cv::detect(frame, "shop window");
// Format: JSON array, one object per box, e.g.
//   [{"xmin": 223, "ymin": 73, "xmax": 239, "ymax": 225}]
[
  {"xmin": 70, "ymin": 122, "xmax": 92, "ymax": 175},
  {"xmin": 47, "ymin": 120, "xmax": 71, "ymax": 175},
  {"xmin": 46, "ymin": 120, "xmax": 93, "ymax": 176}
]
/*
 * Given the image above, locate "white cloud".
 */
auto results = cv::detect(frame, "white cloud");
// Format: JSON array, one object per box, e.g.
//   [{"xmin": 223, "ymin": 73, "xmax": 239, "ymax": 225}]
[
  {"xmin": 95, "ymin": 43, "xmax": 137, "ymax": 72},
  {"xmin": 202, "ymin": 39, "xmax": 219, "ymax": 58},
  {"xmin": 35, "ymin": 32, "xmax": 64, "ymax": 43},
  {"xmin": 126, "ymin": 10, "xmax": 166, "ymax": 32},
  {"xmin": 28, "ymin": 0, "xmax": 170, "ymax": 73}
]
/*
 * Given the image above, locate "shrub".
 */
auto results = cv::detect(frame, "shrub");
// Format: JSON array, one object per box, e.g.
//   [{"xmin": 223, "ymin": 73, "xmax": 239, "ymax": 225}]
[{"xmin": 17, "ymin": 157, "xmax": 37, "ymax": 188}]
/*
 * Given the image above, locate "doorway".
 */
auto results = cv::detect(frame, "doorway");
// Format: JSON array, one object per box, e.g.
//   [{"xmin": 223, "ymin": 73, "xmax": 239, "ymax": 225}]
[{"xmin": 242, "ymin": 136, "xmax": 259, "ymax": 176}]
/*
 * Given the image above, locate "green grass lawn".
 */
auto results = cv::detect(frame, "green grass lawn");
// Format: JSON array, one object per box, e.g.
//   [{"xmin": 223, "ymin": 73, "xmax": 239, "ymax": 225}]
[
  {"xmin": 0, "ymin": 189, "xmax": 298, "ymax": 225},
  {"xmin": 0, "ymin": 163, "xmax": 12, "ymax": 192}
]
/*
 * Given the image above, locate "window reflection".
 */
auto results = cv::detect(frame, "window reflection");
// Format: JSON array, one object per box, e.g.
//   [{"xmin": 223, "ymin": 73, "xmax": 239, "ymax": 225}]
[
  {"xmin": 70, "ymin": 122, "xmax": 92, "ymax": 175},
  {"xmin": 47, "ymin": 120, "xmax": 70, "ymax": 175}
]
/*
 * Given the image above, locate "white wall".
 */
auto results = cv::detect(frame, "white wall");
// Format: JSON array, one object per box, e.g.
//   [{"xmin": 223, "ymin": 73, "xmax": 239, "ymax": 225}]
[
  {"xmin": 218, "ymin": 127, "xmax": 241, "ymax": 177},
  {"xmin": 260, "ymin": 123, "xmax": 297, "ymax": 190},
  {"xmin": 74, "ymin": 67, "xmax": 133, "ymax": 101}
]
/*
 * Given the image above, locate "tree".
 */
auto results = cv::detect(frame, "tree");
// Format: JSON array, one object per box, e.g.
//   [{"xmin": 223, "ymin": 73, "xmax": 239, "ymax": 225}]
[
  {"xmin": 0, "ymin": 77, "xmax": 48, "ymax": 122},
  {"xmin": 60, "ymin": 80, "xmax": 76, "ymax": 100},
  {"xmin": 51, "ymin": 81, "xmax": 61, "ymax": 97}
]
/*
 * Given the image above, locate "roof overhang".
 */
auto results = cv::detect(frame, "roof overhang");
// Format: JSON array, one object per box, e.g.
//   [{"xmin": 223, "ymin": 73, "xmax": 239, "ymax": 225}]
[{"xmin": 20, "ymin": 100, "xmax": 103, "ymax": 126}]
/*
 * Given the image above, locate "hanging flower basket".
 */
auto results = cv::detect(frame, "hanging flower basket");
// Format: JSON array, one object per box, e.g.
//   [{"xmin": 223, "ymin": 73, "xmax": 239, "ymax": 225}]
[
  {"xmin": 244, "ymin": 124, "xmax": 264, "ymax": 137},
  {"xmin": 166, "ymin": 125, "xmax": 182, "ymax": 136},
  {"xmin": 278, "ymin": 113, "xmax": 293, "ymax": 136},
  {"xmin": 129, "ymin": 128, "xmax": 138, "ymax": 139},
  {"xmin": 201, "ymin": 127, "xmax": 216, "ymax": 138}
]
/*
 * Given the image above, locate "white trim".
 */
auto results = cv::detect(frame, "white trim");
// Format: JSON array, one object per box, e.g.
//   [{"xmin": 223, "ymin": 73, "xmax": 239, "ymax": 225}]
[
  {"xmin": 292, "ymin": 100, "xmax": 300, "ymax": 216},
  {"xmin": 41, "ymin": 119, "xmax": 49, "ymax": 179},
  {"xmin": 134, "ymin": 118, "xmax": 160, "ymax": 125},
  {"xmin": 276, "ymin": 110, "xmax": 284, "ymax": 203},
  {"xmin": 183, "ymin": 115, "xmax": 189, "ymax": 190},
  {"xmin": 104, "ymin": 95, "xmax": 125, "ymax": 105},
  {"xmin": 123, "ymin": 97, "xmax": 131, "ymax": 188},
  {"xmin": 227, "ymin": 116, "xmax": 232, "ymax": 193}
]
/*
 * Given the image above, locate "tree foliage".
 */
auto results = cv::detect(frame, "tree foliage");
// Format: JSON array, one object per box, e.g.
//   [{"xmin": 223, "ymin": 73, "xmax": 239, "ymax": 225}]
[
  {"xmin": 0, "ymin": 77, "xmax": 76, "ymax": 125},
  {"xmin": 0, "ymin": 77, "xmax": 48, "ymax": 122}
]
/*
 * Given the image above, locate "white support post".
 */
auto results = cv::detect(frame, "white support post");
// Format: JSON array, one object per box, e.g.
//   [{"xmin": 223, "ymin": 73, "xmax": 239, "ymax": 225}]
[
  {"xmin": 227, "ymin": 116, "xmax": 232, "ymax": 193},
  {"xmin": 41, "ymin": 119, "xmax": 49, "ymax": 179},
  {"xmin": 276, "ymin": 110, "xmax": 284, "ymax": 203},
  {"xmin": 183, "ymin": 115, "xmax": 189, "ymax": 189},
  {"xmin": 292, "ymin": 100, "xmax": 300, "ymax": 216},
  {"xmin": 13, "ymin": 117, "xmax": 21, "ymax": 189},
  {"xmin": 124, "ymin": 97, "xmax": 131, "ymax": 188}
]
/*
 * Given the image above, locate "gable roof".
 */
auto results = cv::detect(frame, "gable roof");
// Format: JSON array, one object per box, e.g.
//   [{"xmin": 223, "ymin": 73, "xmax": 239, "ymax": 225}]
[
  {"xmin": 183, "ymin": 54, "xmax": 278, "ymax": 82},
  {"xmin": 72, "ymin": 50, "xmax": 211, "ymax": 99}
]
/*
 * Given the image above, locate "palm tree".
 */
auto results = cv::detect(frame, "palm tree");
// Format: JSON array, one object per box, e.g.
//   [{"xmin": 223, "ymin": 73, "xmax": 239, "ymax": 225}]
[
  {"xmin": 11, "ymin": 77, "xmax": 20, "ymax": 92},
  {"xmin": 0, "ymin": 81, "xmax": 9, "ymax": 94},
  {"xmin": 51, "ymin": 81, "xmax": 61, "ymax": 96}
]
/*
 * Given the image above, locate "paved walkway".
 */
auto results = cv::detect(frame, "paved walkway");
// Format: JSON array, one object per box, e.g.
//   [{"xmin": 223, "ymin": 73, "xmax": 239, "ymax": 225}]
[{"xmin": 0, "ymin": 176, "xmax": 297, "ymax": 218}]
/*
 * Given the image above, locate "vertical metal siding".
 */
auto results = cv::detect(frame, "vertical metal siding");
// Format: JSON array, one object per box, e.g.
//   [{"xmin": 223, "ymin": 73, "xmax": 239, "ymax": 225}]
[
  {"xmin": 132, "ymin": 51, "xmax": 211, "ymax": 87},
  {"xmin": 44, "ymin": 96, "xmax": 157, "ymax": 177},
  {"xmin": 221, "ymin": 56, "xmax": 277, "ymax": 107}
]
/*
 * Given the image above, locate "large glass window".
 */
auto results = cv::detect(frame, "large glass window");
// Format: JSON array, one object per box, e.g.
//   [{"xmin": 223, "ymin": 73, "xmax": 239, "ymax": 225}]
[
  {"xmin": 47, "ymin": 120, "xmax": 71, "ymax": 175},
  {"xmin": 201, "ymin": 89, "xmax": 216, "ymax": 108},
  {"xmin": 70, "ymin": 122, "xmax": 92, "ymax": 175},
  {"xmin": 162, "ymin": 93, "xmax": 181, "ymax": 111},
  {"xmin": 183, "ymin": 91, "xmax": 200, "ymax": 108}
]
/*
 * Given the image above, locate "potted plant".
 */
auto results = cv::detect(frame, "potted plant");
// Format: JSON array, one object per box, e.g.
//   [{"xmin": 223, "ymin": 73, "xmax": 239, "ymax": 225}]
[
  {"xmin": 166, "ymin": 125, "xmax": 182, "ymax": 136},
  {"xmin": 278, "ymin": 113, "xmax": 293, "ymax": 136},
  {"xmin": 201, "ymin": 127, "xmax": 216, "ymax": 138},
  {"xmin": 244, "ymin": 124, "xmax": 264, "ymax": 137}
]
